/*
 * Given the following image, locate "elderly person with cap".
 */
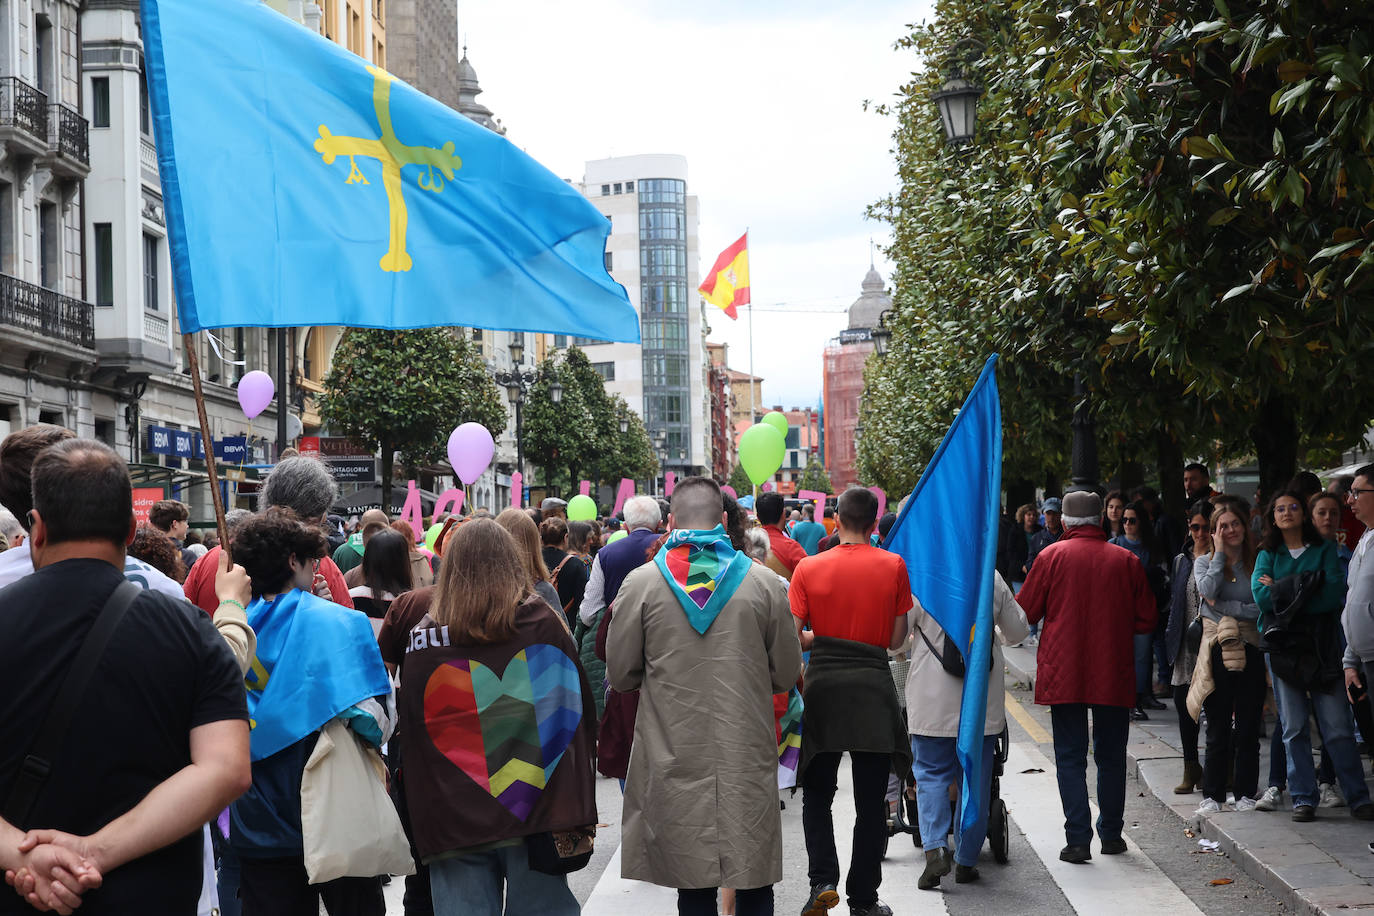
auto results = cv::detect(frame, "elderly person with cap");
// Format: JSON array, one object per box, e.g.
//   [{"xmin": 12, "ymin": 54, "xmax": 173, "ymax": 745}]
[
  {"xmin": 542, "ymin": 496, "xmax": 569, "ymax": 520},
  {"xmin": 1015, "ymin": 489, "xmax": 1157, "ymax": 864}
]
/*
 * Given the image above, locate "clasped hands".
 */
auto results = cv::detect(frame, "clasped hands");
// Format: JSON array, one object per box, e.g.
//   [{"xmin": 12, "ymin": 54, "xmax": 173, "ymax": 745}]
[{"xmin": 3, "ymin": 831, "xmax": 102, "ymax": 914}]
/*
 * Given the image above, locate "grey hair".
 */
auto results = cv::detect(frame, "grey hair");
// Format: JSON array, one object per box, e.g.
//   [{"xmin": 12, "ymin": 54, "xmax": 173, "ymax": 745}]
[
  {"xmin": 1062, "ymin": 515, "xmax": 1100, "ymax": 529},
  {"xmin": 744, "ymin": 527, "xmax": 770, "ymax": 564},
  {"xmin": 225, "ymin": 508, "xmax": 252, "ymax": 533},
  {"xmin": 0, "ymin": 507, "xmax": 21, "ymax": 539},
  {"xmin": 622, "ymin": 495, "xmax": 661, "ymax": 532},
  {"xmin": 260, "ymin": 456, "xmax": 337, "ymax": 520}
]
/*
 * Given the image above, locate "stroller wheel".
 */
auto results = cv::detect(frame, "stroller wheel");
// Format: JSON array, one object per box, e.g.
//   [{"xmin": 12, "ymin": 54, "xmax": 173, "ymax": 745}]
[{"xmin": 990, "ymin": 798, "xmax": 1010, "ymax": 864}]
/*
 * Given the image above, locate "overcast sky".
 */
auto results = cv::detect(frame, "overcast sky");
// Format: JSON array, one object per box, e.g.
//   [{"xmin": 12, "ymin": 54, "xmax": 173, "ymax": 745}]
[{"xmin": 457, "ymin": 0, "xmax": 937, "ymax": 408}]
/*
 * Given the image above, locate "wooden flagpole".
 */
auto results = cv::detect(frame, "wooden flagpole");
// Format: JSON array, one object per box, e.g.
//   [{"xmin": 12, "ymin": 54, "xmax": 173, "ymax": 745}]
[{"xmin": 183, "ymin": 333, "xmax": 231, "ymax": 558}]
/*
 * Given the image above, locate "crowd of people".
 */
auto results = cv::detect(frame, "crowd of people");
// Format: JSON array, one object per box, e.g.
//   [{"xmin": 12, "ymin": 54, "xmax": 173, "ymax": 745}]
[{"xmin": 5, "ymin": 418, "xmax": 1374, "ymax": 916}]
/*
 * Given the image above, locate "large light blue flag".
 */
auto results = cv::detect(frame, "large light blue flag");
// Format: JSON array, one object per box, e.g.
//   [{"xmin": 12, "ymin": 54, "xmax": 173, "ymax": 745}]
[
  {"xmin": 141, "ymin": 0, "xmax": 638, "ymax": 341},
  {"xmin": 883, "ymin": 355, "xmax": 1001, "ymax": 833}
]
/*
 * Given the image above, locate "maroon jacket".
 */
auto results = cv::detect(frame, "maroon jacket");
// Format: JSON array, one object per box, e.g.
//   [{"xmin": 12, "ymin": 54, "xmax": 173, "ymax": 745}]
[{"xmin": 1015, "ymin": 525, "xmax": 1156, "ymax": 708}]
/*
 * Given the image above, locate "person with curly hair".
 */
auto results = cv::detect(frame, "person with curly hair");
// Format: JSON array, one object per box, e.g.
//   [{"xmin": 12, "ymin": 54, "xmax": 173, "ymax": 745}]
[
  {"xmin": 129, "ymin": 525, "xmax": 188, "ymax": 583},
  {"xmin": 227, "ymin": 508, "xmax": 393, "ymax": 915}
]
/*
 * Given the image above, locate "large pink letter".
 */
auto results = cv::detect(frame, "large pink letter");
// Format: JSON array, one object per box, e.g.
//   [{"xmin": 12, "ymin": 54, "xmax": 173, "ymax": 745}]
[
  {"xmin": 510, "ymin": 472, "xmax": 523, "ymax": 508},
  {"xmin": 721, "ymin": 485, "xmax": 738, "ymax": 501},
  {"xmin": 798, "ymin": 489, "xmax": 829, "ymax": 503},
  {"xmin": 868, "ymin": 486, "xmax": 887, "ymax": 518},
  {"xmin": 761, "ymin": 482, "xmax": 774, "ymax": 493},
  {"xmin": 664, "ymin": 472, "xmax": 676, "ymax": 496},
  {"xmin": 400, "ymin": 480, "xmax": 424, "ymax": 536},
  {"xmin": 612, "ymin": 478, "xmax": 636, "ymax": 516},
  {"xmin": 432, "ymin": 488, "xmax": 465, "ymax": 522},
  {"xmin": 579, "ymin": 480, "xmax": 592, "ymax": 496}
]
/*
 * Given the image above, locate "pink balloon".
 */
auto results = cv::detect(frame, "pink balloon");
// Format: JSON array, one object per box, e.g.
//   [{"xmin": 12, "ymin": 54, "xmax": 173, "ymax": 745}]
[
  {"xmin": 447, "ymin": 423, "xmax": 495, "ymax": 485},
  {"xmin": 237, "ymin": 371, "xmax": 275, "ymax": 419}
]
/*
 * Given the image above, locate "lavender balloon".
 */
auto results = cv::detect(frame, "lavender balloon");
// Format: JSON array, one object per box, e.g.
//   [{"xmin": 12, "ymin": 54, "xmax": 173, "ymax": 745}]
[
  {"xmin": 236, "ymin": 370, "xmax": 275, "ymax": 419},
  {"xmin": 448, "ymin": 423, "xmax": 495, "ymax": 485}
]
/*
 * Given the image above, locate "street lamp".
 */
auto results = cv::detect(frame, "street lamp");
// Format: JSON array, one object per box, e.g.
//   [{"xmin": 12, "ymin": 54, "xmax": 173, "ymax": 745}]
[
  {"xmin": 618, "ymin": 414, "xmax": 629, "ymax": 435},
  {"xmin": 652, "ymin": 428, "xmax": 668, "ymax": 496},
  {"xmin": 932, "ymin": 39, "xmax": 984, "ymax": 146},
  {"xmin": 492, "ymin": 341, "xmax": 549, "ymax": 497},
  {"xmin": 870, "ymin": 309, "xmax": 893, "ymax": 357}
]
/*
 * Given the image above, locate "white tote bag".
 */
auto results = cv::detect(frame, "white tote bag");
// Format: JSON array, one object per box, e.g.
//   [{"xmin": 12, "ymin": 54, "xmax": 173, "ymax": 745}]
[{"xmin": 300, "ymin": 719, "xmax": 416, "ymax": 883}]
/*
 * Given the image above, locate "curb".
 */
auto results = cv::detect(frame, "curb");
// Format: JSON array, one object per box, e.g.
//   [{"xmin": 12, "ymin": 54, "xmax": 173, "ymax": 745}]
[{"xmin": 1003, "ymin": 649, "xmax": 1373, "ymax": 915}]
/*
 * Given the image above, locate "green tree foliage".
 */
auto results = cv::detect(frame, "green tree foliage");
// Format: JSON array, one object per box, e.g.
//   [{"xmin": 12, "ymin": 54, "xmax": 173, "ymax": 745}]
[
  {"xmin": 727, "ymin": 461, "xmax": 753, "ymax": 495},
  {"xmin": 524, "ymin": 346, "xmax": 657, "ymax": 491},
  {"xmin": 862, "ymin": 0, "xmax": 1374, "ymax": 503},
  {"xmin": 319, "ymin": 329, "xmax": 506, "ymax": 512},
  {"xmin": 797, "ymin": 454, "xmax": 833, "ymax": 493}
]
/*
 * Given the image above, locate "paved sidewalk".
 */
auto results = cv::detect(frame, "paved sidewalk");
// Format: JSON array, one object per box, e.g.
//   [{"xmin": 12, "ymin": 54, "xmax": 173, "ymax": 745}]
[{"xmin": 1004, "ymin": 644, "xmax": 1374, "ymax": 914}]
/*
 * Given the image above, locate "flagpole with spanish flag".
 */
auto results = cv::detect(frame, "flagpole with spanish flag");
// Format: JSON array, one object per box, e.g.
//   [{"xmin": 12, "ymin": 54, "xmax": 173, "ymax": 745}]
[{"xmin": 698, "ymin": 230, "xmax": 754, "ymax": 420}]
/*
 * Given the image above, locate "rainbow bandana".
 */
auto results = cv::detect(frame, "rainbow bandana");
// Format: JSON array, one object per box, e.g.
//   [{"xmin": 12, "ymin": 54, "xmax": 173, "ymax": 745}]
[{"xmin": 654, "ymin": 525, "xmax": 754, "ymax": 635}]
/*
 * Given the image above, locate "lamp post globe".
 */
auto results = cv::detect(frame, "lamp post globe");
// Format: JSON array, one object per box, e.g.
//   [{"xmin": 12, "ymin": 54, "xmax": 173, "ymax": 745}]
[
  {"xmin": 932, "ymin": 71, "xmax": 982, "ymax": 146},
  {"xmin": 549, "ymin": 379, "xmax": 563, "ymax": 405}
]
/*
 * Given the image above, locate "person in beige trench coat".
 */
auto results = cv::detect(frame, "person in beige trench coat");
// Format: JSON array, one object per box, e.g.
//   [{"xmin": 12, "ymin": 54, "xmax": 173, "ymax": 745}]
[{"xmin": 607, "ymin": 477, "xmax": 803, "ymax": 914}]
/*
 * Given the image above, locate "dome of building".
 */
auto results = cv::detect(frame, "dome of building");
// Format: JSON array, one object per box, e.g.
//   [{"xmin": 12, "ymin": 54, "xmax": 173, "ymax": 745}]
[
  {"xmin": 456, "ymin": 51, "xmax": 506, "ymax": 136},
  {"xmin": 847, "ymin": 264, "xmax": 891, "ymax": 331}
]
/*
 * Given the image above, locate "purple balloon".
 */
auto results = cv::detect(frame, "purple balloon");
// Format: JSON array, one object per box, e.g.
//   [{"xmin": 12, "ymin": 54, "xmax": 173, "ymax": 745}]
[
  {"xmin": 447, "ymin": 422, "xmax": 495, "ymax": 485},
  {"xmin": 237, "ymin": 370, "xmax": 275, "ymax": 419}
]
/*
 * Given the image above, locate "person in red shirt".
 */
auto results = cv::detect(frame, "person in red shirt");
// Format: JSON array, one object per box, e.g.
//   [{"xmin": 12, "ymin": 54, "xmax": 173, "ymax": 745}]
[
  {"xmin": 757, "ymin": 492, "xmax": 806, "ymax": 578},
  {"xmin": 184, "ymin": 457, "xmax": 355, "ymax": 615},
  {"xmin": 789, "ymin": 487, "xmax": 911, "ymax": 916}
]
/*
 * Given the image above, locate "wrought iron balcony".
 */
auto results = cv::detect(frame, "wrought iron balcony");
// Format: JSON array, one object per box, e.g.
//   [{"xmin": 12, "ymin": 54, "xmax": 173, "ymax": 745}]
[
  {"xmin": 0, "ymin": 77, "xmax": 48, "ymax": 149},
  {"xmin": 0, "ymin": 273, "xmax": 93, "ymax": 349},
  {"xmin": 47, "ymin": 103, "xmax": 88, "ymax": 168}
]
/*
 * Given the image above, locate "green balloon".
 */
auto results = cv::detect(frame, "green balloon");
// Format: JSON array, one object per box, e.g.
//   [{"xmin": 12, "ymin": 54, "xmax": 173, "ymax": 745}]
[
  {"xmin": 761, "ymin": 411, "xmax": 789, "ymax": 437},
  {"xmin": 424, "ymin": 523, "xmax": 444, "ymax": 552},
  {"xmin": 568, "ymin": 494, "xmax": 598, "ymax": 521},
  {"xmin": 739, "ymin": 423, "xmax": 786, "ymax": 485},
  {"xmin": 606, "ymin": 529, "xmax": 628, "ymax": 544}
]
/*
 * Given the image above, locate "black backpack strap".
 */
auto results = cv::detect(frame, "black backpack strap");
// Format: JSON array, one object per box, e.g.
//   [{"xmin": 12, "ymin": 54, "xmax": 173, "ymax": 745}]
[{"xmin": 3, "ymin": 580, "xmax": 140, "ymax": 827}]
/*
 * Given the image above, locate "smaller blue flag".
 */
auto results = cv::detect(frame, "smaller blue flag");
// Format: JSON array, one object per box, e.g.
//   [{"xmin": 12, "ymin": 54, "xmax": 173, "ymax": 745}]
[
  {"xmin": 244, "ymin": 589, "xmax": 392, "ymax": 761},
  {"xmin": 141, "ymin": 0, "xmax": 638, "ymax": 341},
  {"xmin": 884, "ymin": 355, "xmax": 1001, "ymax": 834}
]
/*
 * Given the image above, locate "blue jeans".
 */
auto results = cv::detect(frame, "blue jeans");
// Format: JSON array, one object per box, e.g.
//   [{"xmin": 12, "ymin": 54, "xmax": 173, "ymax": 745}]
[
  {"xmin": 910, "ymin": 734, "xmax": 997, "ymax": 867},
  {"xmin": 428, "ymin": 843, "xmax": 578, "ymax": 916},
  {"xmin": 1049, "ymin": 704, "xmax": 1128, "ymax": 847},
  {"xmin": 1268, "ymin": 659, "xmax": 1371, "ymax": 810}
]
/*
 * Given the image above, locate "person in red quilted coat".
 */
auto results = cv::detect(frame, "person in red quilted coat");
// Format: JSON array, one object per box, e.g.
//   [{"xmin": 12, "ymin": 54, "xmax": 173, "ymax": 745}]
[{"xmin": 1015, "ymin": 489, "xmax": 1156, "ymax": 866}]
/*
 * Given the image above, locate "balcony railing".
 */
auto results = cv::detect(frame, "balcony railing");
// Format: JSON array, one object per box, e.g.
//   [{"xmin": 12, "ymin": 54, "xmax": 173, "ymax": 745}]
[
  {"xmin": 0, "ymin": 77, "xmax": 48, "ymax": 142},
  {"xmin": 0, "ymin": 273, "xmax": 93, "ymax": 348},
  {"xmin": 48, "ymin": 103, "xmax": 88, "ymax": 165}
]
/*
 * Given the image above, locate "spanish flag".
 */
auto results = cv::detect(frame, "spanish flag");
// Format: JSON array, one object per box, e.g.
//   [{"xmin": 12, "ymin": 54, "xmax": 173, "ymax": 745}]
[{"xmin": 698, "ymin": 232, "xmax": 749, "ymax": 319}]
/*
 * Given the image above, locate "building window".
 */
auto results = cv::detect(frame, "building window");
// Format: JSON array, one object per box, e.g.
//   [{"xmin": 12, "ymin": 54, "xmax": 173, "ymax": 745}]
[
  {"xmin": 592, "ymin": 361, "xmax": 615, "ymax": 381},
  {"xmin": 92, "ymin": 78, "xmax": 110, "ymax": 128},
  {"xmin": 143, "ymin": 233, "xmax": 160, "ymax": 311},
  {"xmin": 140, "ymin": 68, "xmax": 151, "ymax": 135},
  {"xmin": 373, "ymin": 37, "xmax": 385, "ymax": 68},
  {"xmin": 94, "ymin": 419, "xmax": 115, "ymax": 447},
  {"xmin": 95, "ymin": 223, "xmax": 113, "ymax": 306},
  {"xmin": 572, "ymin": 336, "xmax": 605, "ymax": 347},
  {"xmin": 471, "ymin": 328, "xmax": 483, "ymax": 341},
  {"xmin": 603, "ymin": 251, "xmax": 612, "ymax": 271},
  {"xmin": 34, "ymin": 16, "xmax": 51, "ymax": 94},
  {"xmin": 0, "ymin": 181, "xmax": 12, "ymax": 275},
  {"xmin": 625, "ymin": 180, "xmax": 634, "ymax": 193},
  {"xmin": 39, "ymin": 203, "xmax": 57, "ymax": 290},
  {"xmin": 373, "ymin": 0, "xmax": 384, "ymax": 18},
  {"xmin": 614, "ymin": 182, "xmax": 622, "ymax": 194},
  {"xmin": 600, "ymin": 184, "xmax": 610, "ymax": 196},
  {"xmin": 553, "ymin": 334, "xmax": 567, "ymax": 348},
  {"xmin": 324, "ymin": 0, "xmax": 338, "ymax": 39}
]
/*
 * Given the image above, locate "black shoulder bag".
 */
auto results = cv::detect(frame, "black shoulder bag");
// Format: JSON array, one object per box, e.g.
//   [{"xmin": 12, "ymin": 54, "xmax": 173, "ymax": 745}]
[
  {"xmin": 917, "ymin": 621, "xmax": 993, "ymax": 678},
  {"xmin": 2, "ymin": 580, "xmax": 139, "ymax": 828}
]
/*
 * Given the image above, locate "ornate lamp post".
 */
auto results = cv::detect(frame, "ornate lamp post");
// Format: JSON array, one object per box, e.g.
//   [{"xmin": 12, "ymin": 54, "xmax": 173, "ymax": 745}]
[
  {"xmin": 494, "ymin": 339, "xmax": 561, "ymax": 492},
  {"xmin": 870, "ymin": 309, "xmax": 893, "ymax": 357},
  {"xmin": 652, "ymin": 427, "xmax": 668, "ymax": 496}
]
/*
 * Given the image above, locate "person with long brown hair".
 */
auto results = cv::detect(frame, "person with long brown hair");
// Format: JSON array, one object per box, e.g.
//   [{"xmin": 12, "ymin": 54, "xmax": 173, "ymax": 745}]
[
  {"xmin": 392, "ymin": 519, "xmax": 597, "ymax": 915},
  {"xmin": 494, "ymin": 508, "xmax": 561, "ymax": 617},
  {"xmin": 1188, "ymin": 502, "xmax": 1264, "ymax": 816}
]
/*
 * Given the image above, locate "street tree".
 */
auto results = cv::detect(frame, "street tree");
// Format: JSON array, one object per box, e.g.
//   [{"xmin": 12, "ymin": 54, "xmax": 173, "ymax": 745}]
[
  {"xmin": 797, "ymin": 455, "xmax": 833, "ymax": 494},
  {"xmin": 318, "ymin": 328, "xmax": 506, "ymax": 513},
  {"xmin": 727, "ymin": 462, "xmax": 753, "ymax": 496}
]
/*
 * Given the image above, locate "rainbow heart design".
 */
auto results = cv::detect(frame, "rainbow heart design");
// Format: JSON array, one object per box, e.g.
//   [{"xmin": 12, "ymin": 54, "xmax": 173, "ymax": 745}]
[{"xmin": 423, "ymin": 643, "xmax": 582, "ymax": 821}]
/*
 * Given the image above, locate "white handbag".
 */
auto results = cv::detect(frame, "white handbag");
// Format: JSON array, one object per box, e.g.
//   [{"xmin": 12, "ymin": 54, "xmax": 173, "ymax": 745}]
[{"xmin": 300, "ymin": 719, "xmax": 416, "ymax": 883}]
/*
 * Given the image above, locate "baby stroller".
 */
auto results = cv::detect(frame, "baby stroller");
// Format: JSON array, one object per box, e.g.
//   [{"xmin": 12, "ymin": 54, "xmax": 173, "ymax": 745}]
[{"xmin": 886, "ymin": 658, "xmax": 1011, "ymax": 864}]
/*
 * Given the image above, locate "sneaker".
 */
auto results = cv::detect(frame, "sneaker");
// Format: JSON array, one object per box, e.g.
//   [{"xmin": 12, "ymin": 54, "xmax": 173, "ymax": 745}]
[
  {"xmin": 1234, "ymin": 796, "xmax": 1259, "ymax": 812},
  {"xmin": 1319, "ymin": 783, "xmax": 1347, "ymax": 808},
  {"xmin": 1130, "ymin": 707, "xmax": 1149, "ymax": 722},
  {"xmin": 1196, "ymin": 798, "xmax": 1225, "ymax": 815},
  {"xmin": 1255, "ymin": 786, "xmax": 1282, "ymax": 811}
]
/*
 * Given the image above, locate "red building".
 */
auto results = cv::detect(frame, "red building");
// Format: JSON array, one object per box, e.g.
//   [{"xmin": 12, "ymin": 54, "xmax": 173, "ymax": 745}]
[
  {"xmin": 823, "ymin": 266, "xmax": 891, "ymax": 491},
  {"xmin": 706, "ymin": 342, "xmax": 735, "ymax": 480}
]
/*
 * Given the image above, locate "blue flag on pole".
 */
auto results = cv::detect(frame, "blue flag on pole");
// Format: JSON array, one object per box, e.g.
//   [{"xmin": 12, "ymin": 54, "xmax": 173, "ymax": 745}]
[
  {"xmin": 883, "ymin": 355, "xmax": 1002, "ymax": 833},
  {"xmin": 141, "ymin": 0, "xmax": 638, "ymax": 341}
]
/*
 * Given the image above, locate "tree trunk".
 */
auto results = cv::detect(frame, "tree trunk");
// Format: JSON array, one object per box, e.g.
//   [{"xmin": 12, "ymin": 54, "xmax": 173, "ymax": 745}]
[
  {"xmin": 1155, "ymin": 429, "xmax": 1185, "ymax": 521},
  {"xmin": 1043, "ymin": 469, "xmax": 1062, "ymax": 499},
  {"xmin": 1251, "ymin": 394, "xmax": 1298, "ymax": 505},
  {"xmin": 1005, "ymin": 477, "xmax": 1036, "ymax": 513},
  {"xmin": 1117, "ymin": 460, "xmax": 1146, "ymax": 496},
  {"xmin": 379, "ymin": 435, "xmax": 394, "ymax": 517}
]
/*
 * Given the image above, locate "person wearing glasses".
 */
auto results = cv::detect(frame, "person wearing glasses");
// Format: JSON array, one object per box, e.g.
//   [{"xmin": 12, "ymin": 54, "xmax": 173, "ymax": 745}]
[
  {"xmin": 1342, "ymin": 468, "xmax": 1374, "ymax": 783},
  {"xmin": 1164, "ymin": 502, "xmax": 1213, "ymax": 794},
  {"xmin": 1253, "ymin": 490, "xmax": 1369, "ymax": 822},
  {"xmin": 1109, "ymin": 500, "xmax": 1168, "ymax": 720}
]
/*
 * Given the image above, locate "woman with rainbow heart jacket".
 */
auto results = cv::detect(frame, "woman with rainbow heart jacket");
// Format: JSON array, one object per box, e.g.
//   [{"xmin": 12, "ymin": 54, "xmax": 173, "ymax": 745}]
[{"xmin": 394, "ymin": 517, "xmax": 598, "ymax": 916}]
